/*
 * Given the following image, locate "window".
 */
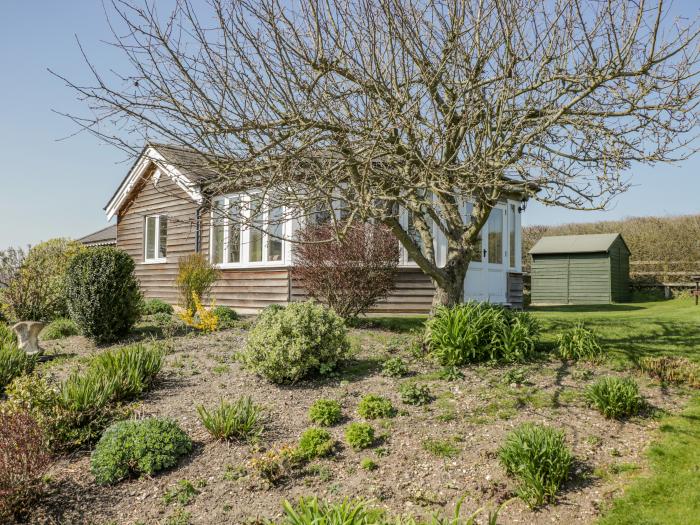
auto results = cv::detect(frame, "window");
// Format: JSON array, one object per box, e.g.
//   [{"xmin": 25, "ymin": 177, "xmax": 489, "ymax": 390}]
[
  {"xmin": 509, "ymin": 204, "xmax": 516, "ymax": 268},
  {"xmin": 210, "ymin": 193, "xmax": 286, "ymax": 267},
  {"xmin": 487, "ymin": 208, "xmax": 503, "ymax": 264},
  {"xmin": 144, "ymin": 215, "xmax": 167, "ymax": 262}
]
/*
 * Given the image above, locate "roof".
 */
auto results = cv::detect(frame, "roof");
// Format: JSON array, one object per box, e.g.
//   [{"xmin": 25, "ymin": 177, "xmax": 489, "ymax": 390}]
[
  {"xmin": 529, "ymin": 233, "xmax": 629, "ymax": 255},
  {"xmin": 77, "ymin": 224, "xmax": 117, "ymax": 246}
]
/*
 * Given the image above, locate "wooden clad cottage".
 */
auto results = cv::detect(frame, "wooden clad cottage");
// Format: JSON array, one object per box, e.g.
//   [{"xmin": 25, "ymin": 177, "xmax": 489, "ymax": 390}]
[
  {"xmin": 529, "ymin": 233, "xmax": 631, "ymax": 305},
  {"xmin": 102, "ymin": 144, "xmax": 527, "ymax": 314}
]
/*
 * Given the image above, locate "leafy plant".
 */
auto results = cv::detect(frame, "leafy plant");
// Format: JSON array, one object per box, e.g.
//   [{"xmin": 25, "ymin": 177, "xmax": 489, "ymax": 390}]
[
  {"xmin": 41, "ymin": 318, "xmax": 79, "ymax": 340},
  {"xmin": 357, "ymin": 394, "xmax": 395, "ymax": 419},
  {"xmin": 88, "ymin": 343, "xmax": 164, "ymax": 400},
  {"xmin": 0, "ymin": 343, "xmax": 36, "ymax": 392},
  {"xmin": 142, "ymin": 298, "xmax": 174, "ymax": 315},
  {"xmin": 399, "ymin": 383, "xmax": 432, "ymax": 406},
  {"xmin": 90, "ymin": 418, "xmax": 193, "ymax": 485},
  {"xmin": 503, "ymin": 368, "xmax": 528, "ymax": 386},
  {"xmin": 556, "ymin": 323, "xmax": 603, "ymax": 361},
  {"xmin": 297, "ymin": 428, "xmax": 336, "ymax": 460},
  {"xmin": 344, "ymin": 423, "xmax": 375, "ymax": 450},
  {"xmin": 308, "ymin": 399, "xmax": 342, "ymax": 426},
  {"xmin": 176, "ymin": 253, "xmax": 218, "ymax": 313},
  {"xmin": 248, "ymin": 445, "xmax": 299, "ymax": 485},
  {"xmin": 163, "ymin": 479, "xmax": 201, "ymax": 506},
  {"xmin": 422, "ymin": 438, "xmax": 459, "ymax": 458},
  {"xmin": 639, "ymin": 356, "xmax": 700, "ymax": 388},
  {"xmin": 197, "ymin": 396, "xmax": 263, "ymax": 442},
  {"xmin": 65, "ymin": 247, "xmax": 143, "ymax": 344},
  {"xmin": 179, "ymin": 292, "xmax": 219, "ymax": 332},
  {"xmin": 585, "ymin": 376, "xmax": 646, "ymax": 419},
  {"xmin": 499, "ymin": 423, "xmax": 572, "ymax": 507},
  {"xmin": 382, "ymin": 357, "xmax": 409, "ymax": 378},
  {"xmin": 0, "ymin": 323, "xmax": 17, "ymax": 346},
  {"xmin": 360, "ymin": 458, "xmax": 378, "ymax": 471},
  {"xmin": 211, "ymin": 306, "xmax": 240, "ymax": 328},
  {"xmin": 240, "ymin": 301, "xmax": 350, "ymax": 384},
  {"xmin": 273, "ymin": 497, "xmax": 383, "ymax": 524}
]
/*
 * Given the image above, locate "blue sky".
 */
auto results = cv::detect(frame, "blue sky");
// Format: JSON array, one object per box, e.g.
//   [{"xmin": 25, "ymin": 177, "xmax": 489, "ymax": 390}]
[{"xmin": 1, "ymin": 0, "xmax": 699, "ymax": 250}]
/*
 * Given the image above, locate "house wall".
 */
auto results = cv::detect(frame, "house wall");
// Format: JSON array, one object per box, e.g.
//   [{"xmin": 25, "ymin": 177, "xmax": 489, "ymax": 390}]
[{"xmin": 531, "ymin": 253, "xmax": 612, "ymax": 305}]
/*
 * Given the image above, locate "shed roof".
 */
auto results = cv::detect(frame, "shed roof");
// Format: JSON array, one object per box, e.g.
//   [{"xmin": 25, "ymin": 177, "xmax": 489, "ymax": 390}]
[
  {"xmin": 529, "ymin": 233, "xmax": 629, "ymax": 255},
  {"xmin": 77, "ymin": 224, "xmax": 117, "ymax": 247}
]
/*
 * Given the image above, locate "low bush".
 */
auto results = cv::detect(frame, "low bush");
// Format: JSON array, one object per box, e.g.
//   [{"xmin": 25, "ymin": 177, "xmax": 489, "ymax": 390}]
[
  {"xmin": 65, "ymin": 247, "xmax": 143, "ymax": 344},
  {"xmin": 240, "ymin": 301, "xmax": 350, "ymax": 384},
  {"xmin": 426, "ymin": 302, "xmax": 539, "ymax": 366},
  {"xmin": 211, "ymin": 306, "xmax": 240, "ymax": 328},
  {"xmin": 197, "ymin": 397, "xmax": 263, "ymax": 442},
  {"xmin": 0, "ymin": 411, "xmax": 52, "ymax": 521},
  {"xmin": 91, "ymin": 418, "xmax": 193, "ymax": 485},
  {"xmin": 586, "ymin": 376, "xmax": 646, "ymax": 419},
  {"xmin": 176, "ymin": 254, "xmax": 218, "ymax": 313},
  {"xmin": 0, "ymin": 343, "xmax": 36, "ymax": 392},
  {"xmin": 142, "ymin": 298, "xmax": 174, "ymax": 315},
  {"xmin": 297, "ymin": 428, "xmax": 336, "ymax": 460},
  {"xmin": 42, "ymin": 318, "xmax": 79, "ymax": 340},
  {"xmin": 499, "ymin": 423, "xmax": 573, "ymax": 507},
  {"xmin": 179, "ymin": 292, "xmax": 219, "ymax": 332},
  {"xmin": 556, "ymin": 323, "xmax": 603, "ymax": 361},
  {"xmin": 382, "ymin": 357, "xmax": 409, "ymax": 378},
  {"xmin": 639, "ymin": 356, "xmax": 700, "ymax": 388},
  {"xmin": 248, "ymin": 445, "xmax": 299, "ymax": 485},
  {"xmin": 308, "ymin": 399, "xmax": 342, "ymax": 426},
  {"xmin": 0, "ymin": 323, "xmax": 16, "ymax": 346},
  {"xmin": 357, "ymin": 394, "xmax": 395, "ymax": 419},
  {"xmin": 344, "ymin": 422, "xmax": 375, "ymax": 450},
  {"xmin": 399, "ymin": 383, "xmax": 432, "ymax": 406}
]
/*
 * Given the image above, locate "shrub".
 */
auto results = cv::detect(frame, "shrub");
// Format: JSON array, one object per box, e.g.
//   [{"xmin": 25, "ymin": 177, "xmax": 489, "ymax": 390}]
[
  {"xmin": 639, "ymin": 356, "xmax": 700, "ymax": 388},
  {"xmin": 292, "ymin": 223, "xmax": 400, "ymax": 318},
  {"xmin": 556, "ymin": 323, "xmax": 603, "ymax": 361},
  {"xmin": 426, "ymin": 302, "xmax": 539, "ymax": 366},
  {"xmin": 248, "ymin": 445, "xmax": 299, "ymax": 485},
  {"xmin": 240, "ymin": 301, "xmax": 350, "ymax": 384},
  {"xmin": 91, "ymin": 418, "xmax": 192, "ymax": 484},
  {"xmin": 345, "ymin": 422, "xmax": 375, "ymax": 450},
  {"xmin": 297, "ymin": 428, "xmax": 336, "ymax": 460},
  {"xmin": 179, "ymin": 292, "xmax": 219, "ymax": 332},
  {"xmin": 399, "ymin": 383, "xmax": 432, "ymax": 406},
  {"xmin": 308, "ymin": 399, "xmax": 342, "ymax": 426},
  {"xmin": 42, "ymin": 318, "xmax": 79, "ymax": 340},
  {"xmin": 65, "ymin": 247, "xmax": 142, "ymax": 344},
  {"xmin": 142, "ymin": 298, "xmax": 174, "ymax": 315},
  {"xmin": 382, "ymin": 357, "xmax": 409, "ymax": 378},
  {"xmin": 211, "ymin": 306, "xmax": 240, "ymax": 328},
  {"xmin": 197, "ymin": 397, "xmax": 263, "ymax": 442},
  {"xmin": 0, "ymin": 344, "xmax": 36, "ymax": 392},
  {"xmin": 176, "ymin": 254, "xmax": 218, "ymax": 313},
  {"xmin": 1, "ymin": 239, "xmax": 85, "ymax": 322},
  {"xmin": 0, "ymin": 323, "xmax": 16, "ymax": 346},
  {"xmin": 357, "ymin": 394, "xmax": 394, "ymax": 419},
  {"xmin": 87, "ymin": 343, "xmax": 163, "ymax": 401},
  {"xmin": 499, "ymin": 423, "xmax": 572, "ymax": 507},
  {"xmin": 585, "ymin": 376, "xmax": 646, "ymax": 419}
]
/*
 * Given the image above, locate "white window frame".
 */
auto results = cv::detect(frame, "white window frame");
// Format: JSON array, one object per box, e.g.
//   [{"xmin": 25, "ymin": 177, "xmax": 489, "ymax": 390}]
[
  {"xmin": 506, "ymin": 199, "xmax": 522, "ymax": 272},
  {"xmin": 210, "ymin": 193, "xmax": 288, "ymax": 269},
  {"xmin": 144, "ymin": 214, "xmax": 167, "ymax": 264}
]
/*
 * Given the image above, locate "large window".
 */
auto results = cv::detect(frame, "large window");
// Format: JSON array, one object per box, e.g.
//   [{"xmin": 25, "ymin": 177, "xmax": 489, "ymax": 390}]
[
  {"xmin": 144, "ymin": 215, "xmax": 167, "ymax": 263},
  {"xmin": 210, "ymin": 194, "xmax": 285, "ymax": 267}
]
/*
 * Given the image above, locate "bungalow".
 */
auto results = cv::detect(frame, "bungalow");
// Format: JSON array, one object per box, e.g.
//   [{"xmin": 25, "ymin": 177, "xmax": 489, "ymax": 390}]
[{"xmin": 100, "ymin": 144, "xmax": 527, "ymax": 314}]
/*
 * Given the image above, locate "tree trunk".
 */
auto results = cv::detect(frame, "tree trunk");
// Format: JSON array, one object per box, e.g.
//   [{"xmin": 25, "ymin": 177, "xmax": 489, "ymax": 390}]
[{"xmin": 431, "ymin": 255, "xmax": 470, "ymax": 309}]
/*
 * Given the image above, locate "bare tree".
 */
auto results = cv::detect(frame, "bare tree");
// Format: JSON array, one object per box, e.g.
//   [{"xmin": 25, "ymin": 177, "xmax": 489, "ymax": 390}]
[{"xmin": 55, "ymin": 0, "xmax": 700, "ymax": 306}]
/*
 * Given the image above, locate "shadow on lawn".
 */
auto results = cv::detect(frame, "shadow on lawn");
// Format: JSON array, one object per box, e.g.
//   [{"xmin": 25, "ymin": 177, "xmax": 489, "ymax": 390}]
[{"xmin": 528, "ymin": 304, "xmax": 645, "ymax": 313}]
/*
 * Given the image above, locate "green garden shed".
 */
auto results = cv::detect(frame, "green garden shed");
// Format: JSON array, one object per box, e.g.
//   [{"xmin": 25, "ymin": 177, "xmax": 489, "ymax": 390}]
[{"xmin": 529, "ymin": 233, "xmax": 631, "ymax": 305}]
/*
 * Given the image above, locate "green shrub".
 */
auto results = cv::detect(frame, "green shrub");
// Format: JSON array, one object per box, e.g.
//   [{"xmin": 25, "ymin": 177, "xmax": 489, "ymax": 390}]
[
  {"xmin": 399, "ymin": 383, "xmax": 432, "ymax": 406},
  {"xmin": 142, "ymin": 298, "xmax": 174, "ymax": 315},
  {"xmin": 41, "ymin": 318, "xmax": 79, "ymax": 340},
  {"xmin": 91, "ymin": 418, "xmax": 192, "ymax": 485},
  {"xmin": 240, "ymin": 301, "xmax": 350, "ymax": 384},
  {"xmin": 357, "ymin": 394, "xmax": 394, "ymax": 419},
  {"xmin": 557, "ymin": 323, "xmax": 603, "ymax": 361},
  {"xmin": 586, "ymin": 376, "xmax": 645, "ymax": 419},
  {"xmin": 499, "ymin": 423, "xmax": 573, "ymax": 507},
  {"xmin": 308, "ymin": 399, "xmax": 342, "ymax": 426},
  {"xmin": 426, "ymin": 302, "xmax": 539, "ymax": 366},
  {"xmin": 176, "ymin": 254, "xmax": 218, "ymax": 312},
  {"xmin": 197, "ymin": 397, "xmax": 263, "ymax": 442},
  {"xmin": 297, "ymin": 428, "xmax": 336, "ymax": 460},
  {"xmin": 211, "ymin": 306, "xmax": 240, "ymax": 328},
  {"xmin": 0, "ymin": 323, "xmax": 16, "ymax": 346},
  {"xmin": 65, "ymin": 247, "xmax": 143, "ymax": 344},
  {"xmin": 382, "ymin": 357, "xmax": 409, "ymax": 378},
  {"xmin": 0, "ymin": 344, "xmax": 36, "ymax": 392},
  {"xmin": 344, "ymin": 423, "xmax": 375, "ymax": 450}
]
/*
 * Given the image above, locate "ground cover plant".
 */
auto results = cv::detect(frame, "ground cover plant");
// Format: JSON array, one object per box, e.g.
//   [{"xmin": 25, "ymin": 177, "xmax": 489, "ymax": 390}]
[
  {"xmin": 344, "ymin": 422, "xmax": 375, "ymax": 450},
  {"xmin": 308, "ymin": 399, "xmax": 342, "ymax": 426},
  {"xmin": 296, "ymin": 428, "xmax": 336, "ymax": 460},
  {"xmin": 0, "ymin": 323, "xmax": 17, "ymax": 346},
  {"xmin": 41, "ymin": 318, "xmax": 79, "ymax": 340},
  {"xmin": 556, "ymin": 323, "xmax": 603, "ymax": 361},
  {"xmin": 399, "ymin": 383, "xmax": 432, "ymax": 406},
  {"xmin": 0, "ymin": 342, "xmax": 35, "ymax": 392},
  {"xmin": 197, "ymin": 396, "xmax": 263, "ymax": 442},
  {"xmin": 382, "ymin": 356, "xmax": 409, "ymax": 378},
  {"xmin": 357, "ymin": 394, "xmax": 394, "ymax": 419},
  {"xmin": 142, "ymin": 298, "xmax": 174, "ymax": 315},
  {"xmin": 586, "ymin": 376, "xmax": 646, "ymax": 419},
  {"xmin": 638, "ymin": 356, "xmax": 700, "ymax": 388}
]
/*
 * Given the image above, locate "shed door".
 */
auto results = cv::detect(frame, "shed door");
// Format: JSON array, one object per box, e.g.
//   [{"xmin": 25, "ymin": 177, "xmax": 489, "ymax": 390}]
[
  {"xmin": 531, "ymin": 255, "xmax": 569, "ymax": 304},
  {"xmin": 464, "ymin": 204, "xmax": 508, "ymax": 303}
]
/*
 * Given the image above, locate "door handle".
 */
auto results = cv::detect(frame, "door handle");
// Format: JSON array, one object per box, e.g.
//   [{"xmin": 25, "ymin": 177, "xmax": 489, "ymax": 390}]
[{"xmin": 483, "ymin": 249, "xmax": 487, "ymax": 258}]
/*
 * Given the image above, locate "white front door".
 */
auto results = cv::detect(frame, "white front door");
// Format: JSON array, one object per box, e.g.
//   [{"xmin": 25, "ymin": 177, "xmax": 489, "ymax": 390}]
[{"xmin": 464, "ymin": 204, "xmax": 508, "ymax": 303}]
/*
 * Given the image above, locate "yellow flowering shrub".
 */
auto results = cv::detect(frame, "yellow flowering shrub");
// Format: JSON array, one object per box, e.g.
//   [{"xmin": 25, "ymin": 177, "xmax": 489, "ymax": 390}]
[{"xmin": 179, "ymin": 292, "xmax": 219, "ymax": 332}]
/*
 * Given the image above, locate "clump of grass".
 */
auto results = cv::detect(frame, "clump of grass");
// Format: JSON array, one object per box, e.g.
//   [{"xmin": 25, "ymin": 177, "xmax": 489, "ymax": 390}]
[
  {"xmin": 556, "ymin": 323, "xmax": 603, "ymax": 361},
  {"xmin": 163, "ymin": 479, "xmax": 203, "ymax": 506},
  {"xmin": 503, "ymin": 368, "xmax": 528, "ymax": 386},
  {"xmin": 0, "ymin": 344, "xmax": 36, "ymax": 392},
  {"xmin": 308, "ymin": 399, "xmax": 342, "ymax": 426},
  {"xmin": 345, "ymin": 423, "xmax": 375, "ymax": 450},
  {"xmin": 585, "ymin": 376, "xmax": 646, "ymax": 419},
  {"xmin": 498, "ymin": 423, "xmax": 572, "ymax": 507},
  {"xmin": 422, "ymin": 438, "xmax": 459, "ymax": 458},
  {"xmin": 357, "ymin": 394, "xmax": 395, "ymax": 419},
  {"xmin": 360, "ymin": 457, "xmax": 378, "ymax": 471},
  {"xmin": 639, "ymin": 356, "xmax": 700, "ymax": 388},
  {"xmin": 197, "ymin": 396, "xmax": 263, "ymax": 442},
  {"xmin": 89, "ymin": 343, "xmax": 164, "ymax": 400},
  {"xmin": 42, "ymin": 318, "xmax": 79, "ymax": 340},
  {"xmin": 297, "ymin": 428, "xmax": 336, "ymax": 460},
  {"xmin": 382, "ymin": 357, "xmax": 409, "ymax": 378},
  {"xmin": 399, "ymin": 383, "xmax": 432, "ymax": 406}
]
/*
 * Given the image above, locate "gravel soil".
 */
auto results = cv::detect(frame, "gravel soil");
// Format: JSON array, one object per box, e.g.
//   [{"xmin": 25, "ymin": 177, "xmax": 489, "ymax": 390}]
[{"xmin": 23, "ymin": 324, "xmax": 690, "ymax": 525}]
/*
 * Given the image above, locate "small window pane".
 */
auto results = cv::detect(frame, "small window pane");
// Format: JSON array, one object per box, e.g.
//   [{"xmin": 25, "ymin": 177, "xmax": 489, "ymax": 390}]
[
  {"xmin": 145, "ymin": 216, "xmax": 156, "ymax": 260},
  {"xmin": 249, "ymin": 196, "xmax": 263, "ymax": 262},
  {"xmin": 465, "ymin": 203, "xmax": 482, "ymax": 262},
  {"xmin": 488, "ymin": 208, "xmax": 503, "ymax": 264},
  {"xmin": 509, "ymin": 204, "xmax": 516, "ymax": 268},
  {"xmin": 158, "ymin": 216, "xmax": 167, "ymax": 258},
  {"xmin": 212, "ymin": 202, "xmax": 225, "ymax": 264},
  {"xmin": 267, "ymin": 206, "xmax": 283, "ymax": 262},
  {"xmin": 228, "ymin": 202, "xmax": 241, "ymax": 263}
]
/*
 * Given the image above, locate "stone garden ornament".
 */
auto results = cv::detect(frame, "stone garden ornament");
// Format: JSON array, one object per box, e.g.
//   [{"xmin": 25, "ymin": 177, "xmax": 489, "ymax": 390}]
[{"xmin": 12, "ymin": 321, "xmax": 45, "ymax": 356}]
